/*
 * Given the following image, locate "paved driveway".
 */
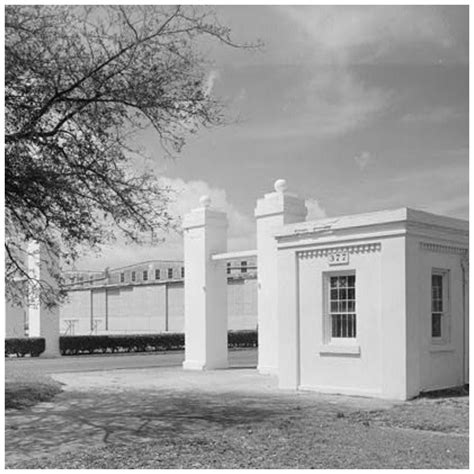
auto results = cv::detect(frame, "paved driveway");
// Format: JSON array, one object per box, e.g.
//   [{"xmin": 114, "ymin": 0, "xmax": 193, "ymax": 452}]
[{"xmin": 5, "ymin": 348, "xmax": 257, "ymax": 376}]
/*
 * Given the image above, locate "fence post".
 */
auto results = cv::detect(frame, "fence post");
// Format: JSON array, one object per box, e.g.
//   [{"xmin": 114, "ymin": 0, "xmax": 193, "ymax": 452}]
[{"xmin": 183, "ymin": 196, "xmax": 228, "ymax": 370}]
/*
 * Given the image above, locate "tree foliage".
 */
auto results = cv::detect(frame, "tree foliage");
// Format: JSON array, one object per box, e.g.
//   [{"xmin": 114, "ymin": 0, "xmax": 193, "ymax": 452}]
[{"xmin": 5, "ymin": 5, "xmax": 251, "ymax": 306}]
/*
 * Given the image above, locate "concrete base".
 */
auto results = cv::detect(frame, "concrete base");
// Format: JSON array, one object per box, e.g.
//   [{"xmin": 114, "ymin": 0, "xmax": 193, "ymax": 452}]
[
  {"xmin": 183, "ymin": 359, "xmax": 229, "ymax": 371},
  {"xmin": 258, "ymin": 365, "xmax": 278, "ymax": 375},
  {"xmin": 40, "ymin": 352, "xmax": 62, "ymax": 359},
  {"xmin": 297, "ymin": 384, "xmax": 390, "ymax": 399}
]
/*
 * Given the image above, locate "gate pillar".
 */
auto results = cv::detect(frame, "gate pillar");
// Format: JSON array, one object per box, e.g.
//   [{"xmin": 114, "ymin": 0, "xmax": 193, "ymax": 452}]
[
  {"xmin": 27, "ymin": 240, "xmax": 61, "ymax": 357},
  {"xmin": 255, "ymin": 179, "xmax": 307, "ymax": 374},
  {"xmin": 183, "ymin": 196, "xmax": 228, "ymax": 370}
]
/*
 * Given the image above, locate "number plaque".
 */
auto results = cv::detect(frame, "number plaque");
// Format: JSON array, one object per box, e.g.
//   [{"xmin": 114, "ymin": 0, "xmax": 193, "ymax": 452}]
[{"xmin": 328, "ymin": 251, "xmax": 349, "ymax": 265}]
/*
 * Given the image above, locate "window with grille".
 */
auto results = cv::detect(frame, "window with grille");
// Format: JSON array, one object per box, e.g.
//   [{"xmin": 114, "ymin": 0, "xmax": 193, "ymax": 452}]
[
  {"xmin": 329, "ymin": 274, "xmax": 356, "ymax": 338},
  {"xmin": 143, "ymin": 270, "xmax": 148, "ymax": 281},
  {"xmin": 168, "ymin": 268, "xmax": 173, "ymax": 279},
  {"xmin": 155, "ymin": 269, "xmax": 160, "ymax": 280},
  {"xmin": 432, "ymin": 270, "xmax": 448, "ymax": 339}
]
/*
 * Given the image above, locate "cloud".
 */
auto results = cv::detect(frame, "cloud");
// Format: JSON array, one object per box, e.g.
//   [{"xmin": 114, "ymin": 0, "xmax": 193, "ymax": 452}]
[
  {"xmin": 401, "ymin": 106, "xmax": 464, "ymax": 124},
  {"xmin": 354, "ymin": 151, "xmax": 373, "ymax": 170},
  {"xmin": 235, "ymin": 69, "xmax": 390, "ymax": 142},
  {"xmin": 260, "ymin": 5, "xmax": 464, "ymax": 142},
  {"xmin": 75, "ymin": 175, "xmax": 330, "ymax": 271},
  {"xmin": 282, "ymin": 6, "xmax": 457, "ymax": 65},
  {"xmin": 204, "ymin": 69, "xmax": 220, "ymax": 96},
  {"xmin": 368, "ymin": 158, "xmax": 468, "ymax": 220},
  {"xmin": 306, "ymin": 198, "xmax": 327, "ymax": 221},
  {"xmin": 75, "ymin": 177, "xmax": 256, "ymax": 271}
]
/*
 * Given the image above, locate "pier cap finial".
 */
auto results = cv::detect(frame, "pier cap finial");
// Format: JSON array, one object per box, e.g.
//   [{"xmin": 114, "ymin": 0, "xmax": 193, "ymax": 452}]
[
  {"xmin": 199, "ymin": 195, "xmax": 211, "ymax": 208},
  {"xmin": 274, "ymin": 179, "xmax": 288, "ymax": 193}
]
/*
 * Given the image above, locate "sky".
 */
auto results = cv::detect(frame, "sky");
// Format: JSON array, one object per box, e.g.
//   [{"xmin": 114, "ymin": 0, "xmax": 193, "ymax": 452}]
[{"xmin": 77, "ymin": 5, "xmax": 469, "ymax": 271}]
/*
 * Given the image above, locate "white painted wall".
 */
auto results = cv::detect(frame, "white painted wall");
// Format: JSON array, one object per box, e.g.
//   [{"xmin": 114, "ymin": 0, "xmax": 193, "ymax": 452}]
[
  {"xmin": 26, "ymin": 241, "xmax": 61, "ymax": 357},
  {"xmin": 255, "ymin": 180, "xmax": 307, "ymax": 374},
  {"xmin": 183, "ymin": 198, "xmax": 228, "ymax": 370},
  {"xmin": 408, "ymin": 238, "xmax": 466, "ymax": 393},
  {"xmin": 297, "ymin": 243, "xmax": 385, "ymax": 398},
  {"xmin": 275, "ymin": 208, "xmax": 468, "ymax": 400}
]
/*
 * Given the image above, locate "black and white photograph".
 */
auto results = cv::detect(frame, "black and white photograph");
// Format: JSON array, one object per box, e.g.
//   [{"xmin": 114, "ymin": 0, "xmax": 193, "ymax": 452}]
[{"xmin": 4, "ymin": 3, "xmax": 469, "ymax": 469}]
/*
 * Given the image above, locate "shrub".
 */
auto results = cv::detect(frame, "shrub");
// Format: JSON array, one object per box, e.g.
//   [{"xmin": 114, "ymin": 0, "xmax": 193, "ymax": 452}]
[
  {"xmin": 59, "ymin": 333, "xmax": 186, "ymax": 356},
  {"xmin": 5, "ymin": 338, "xmax": 45, "ymax": 357},
  {"xmin": 228, "ymin": 330, "xmax": 258, "ymax": 348},
  {"xmin": 59, "ymin": 330, "xmax": 257, "ymax": 355}
]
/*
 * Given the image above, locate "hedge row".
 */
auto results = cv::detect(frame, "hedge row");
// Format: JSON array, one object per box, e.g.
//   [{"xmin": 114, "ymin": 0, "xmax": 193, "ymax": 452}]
[
  {"xmin": 60, "ymin": 330, "xmax": 258, "ymax": 355},
  {"xmin": 5, "ymin": 330, "xmax": 258, "ymax": 357},
  {"xmin": 5, "ymin": 338, "xmax": 45, "ymax": 357},
  {"xmin": 60, "ymin": 333, "xmax": 185, "ymax": 355}
]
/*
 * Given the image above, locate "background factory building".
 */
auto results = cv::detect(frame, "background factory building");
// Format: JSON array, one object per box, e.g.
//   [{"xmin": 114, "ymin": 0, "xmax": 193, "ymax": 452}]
[{"xmin": 59, "ymin": 257, "xmax": 257, "ymax": 335}]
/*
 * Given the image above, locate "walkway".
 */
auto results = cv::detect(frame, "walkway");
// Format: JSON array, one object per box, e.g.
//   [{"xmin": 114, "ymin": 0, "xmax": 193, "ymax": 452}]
[{"xmin": 5, "ymin": 348, "xmax": 257, "ymax": 376}]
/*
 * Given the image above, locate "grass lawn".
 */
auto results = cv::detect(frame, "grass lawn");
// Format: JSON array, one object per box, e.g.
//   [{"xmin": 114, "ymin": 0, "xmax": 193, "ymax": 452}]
[
  {"xmin": 5, "ymin": 367, "xmax": 63, "ymax": 410},
  {"xmin": 5, "ymin": 366, "xmax": 468, "ymax": 469}
]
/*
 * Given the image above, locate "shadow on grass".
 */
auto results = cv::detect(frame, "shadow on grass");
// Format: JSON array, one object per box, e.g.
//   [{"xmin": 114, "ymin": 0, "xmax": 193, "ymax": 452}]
[
  {"xmin": 5, "ymin": 388, "xmax": 300, "ymax": 461},
  {"xmin": 5, "ymin": 378, "xmax": 63, "ymax": 410},
  {"xmin": 418, "ymin": 385, "xmax": 469, "ymax": 399}
]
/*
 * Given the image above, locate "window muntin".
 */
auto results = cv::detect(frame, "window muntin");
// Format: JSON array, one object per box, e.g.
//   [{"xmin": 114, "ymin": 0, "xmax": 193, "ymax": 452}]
[
  {"xmin": 329, "ymin": 274, "xmax": 356, "ymax": 339},
  {"xmin": 431, "ymin": 271, "xmax": 448, "ymax": 339}
]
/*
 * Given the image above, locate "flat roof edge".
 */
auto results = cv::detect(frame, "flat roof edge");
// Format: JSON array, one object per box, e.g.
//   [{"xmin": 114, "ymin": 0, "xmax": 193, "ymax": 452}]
[{"xmin": 276, "ymin": 207, "xmax": 468, "ymax": 238}]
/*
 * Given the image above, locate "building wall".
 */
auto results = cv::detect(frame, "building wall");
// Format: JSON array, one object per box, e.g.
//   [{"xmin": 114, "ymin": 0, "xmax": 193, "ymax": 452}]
[
  {"xmin": 276, "ymin": 208, "xmax": 468, "ymax": 400},
  {"xmin": 6, "ymin": 300, "xmax": 26, "ymax": 337},
  {"xmin": 296, "ymin": 240, "xmax": 385, "ymax": 398},
  {"xmin": 167, "ymin": 282, "xmax": 184, "ymax": 332},
  {"xmin": 228, "ymin": 278, "xmax": 258, "ymax": 330},
  {"xmin": 59, "ymin": 277, "xmax": 257, "ymax": 335},
  {"xmin": 61, "ymin": 290, "xmax": 91, "ymax": 335},
  {"xmin": 406, "ymin": 236, "xmax": 467, "ymax": 395}
]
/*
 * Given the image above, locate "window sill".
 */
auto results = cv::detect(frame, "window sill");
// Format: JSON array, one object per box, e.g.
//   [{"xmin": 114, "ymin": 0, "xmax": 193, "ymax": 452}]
[
  {"xmin": 317, "ymin": 344, "xmax": 361, "ymax": 356},
  {"xmin": 429, "ymin": 344, "xmax": 455, "ymax": 353}
]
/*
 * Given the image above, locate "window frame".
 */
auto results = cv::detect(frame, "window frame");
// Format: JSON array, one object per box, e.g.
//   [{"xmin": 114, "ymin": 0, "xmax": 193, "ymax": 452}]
[
  {"xmin": 323, "ymin": 270, "xmax": 357, "ymax": 345},
  {"xmin": 431, "ymin": 268, "xmax": 450, "ymax": 344}
]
